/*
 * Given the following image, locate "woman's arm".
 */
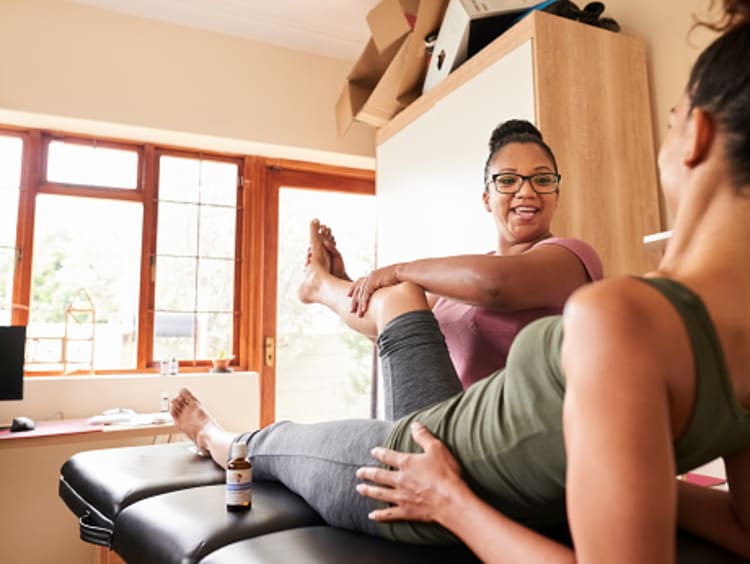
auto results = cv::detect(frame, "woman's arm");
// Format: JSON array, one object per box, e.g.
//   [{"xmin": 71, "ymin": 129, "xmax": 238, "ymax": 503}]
[
  {"xmin": 676, "ymin": 448, "xmax": 750, "ymax": 558},
  {"xmin": 356, "ymin": 422, "xmax": 575, "ymax": 564},
  {"xmin": 560, "ymin": 281, "xmax": 681, "ymax": 563},
  {"xmin": 349, "ymin": 244, "xmax": 590, "ymax": 316}
]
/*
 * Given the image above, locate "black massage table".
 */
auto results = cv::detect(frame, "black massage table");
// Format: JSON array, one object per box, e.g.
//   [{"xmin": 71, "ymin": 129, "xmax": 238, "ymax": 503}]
[{"xmin": 58, "ymin": 442, "xmax": 747, "ymax": 563}]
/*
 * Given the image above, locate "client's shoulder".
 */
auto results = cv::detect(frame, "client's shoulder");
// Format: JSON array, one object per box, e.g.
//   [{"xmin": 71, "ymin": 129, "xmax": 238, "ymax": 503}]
[{"xmin": 563, "ymin": 276, "xmax": 679, "ymax": 344}]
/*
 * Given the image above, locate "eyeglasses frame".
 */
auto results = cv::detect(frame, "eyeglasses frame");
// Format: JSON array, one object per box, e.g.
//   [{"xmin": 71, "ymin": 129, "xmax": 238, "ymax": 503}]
[{"xmin": 486, "ymin": 172, "xmax": 561, "ymax": 195}]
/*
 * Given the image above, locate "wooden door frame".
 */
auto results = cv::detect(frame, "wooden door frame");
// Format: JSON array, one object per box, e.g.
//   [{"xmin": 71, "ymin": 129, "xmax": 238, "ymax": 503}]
[{"xmin": 255, "ymin": 158, "xmax": 375, "ymax": 427}]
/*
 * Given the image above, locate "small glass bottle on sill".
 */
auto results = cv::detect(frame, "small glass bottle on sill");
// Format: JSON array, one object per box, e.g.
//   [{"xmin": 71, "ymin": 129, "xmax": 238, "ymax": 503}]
[{"xmin": 168, "ymin": 356, "xmax": 178, "ymax": 375}]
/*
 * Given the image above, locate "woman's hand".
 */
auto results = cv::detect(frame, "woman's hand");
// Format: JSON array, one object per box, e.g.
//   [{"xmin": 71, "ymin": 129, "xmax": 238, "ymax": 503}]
[
  {"xmin": 348, "ymin": 264, "xmax": 402, "ymax": 316},
  {"xmin": 355, "ymin": 422, "xmax": 468, "ymax": 524}
]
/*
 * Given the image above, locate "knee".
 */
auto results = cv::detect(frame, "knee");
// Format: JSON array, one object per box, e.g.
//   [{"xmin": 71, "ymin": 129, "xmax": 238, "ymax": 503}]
[
  {"xmin": 373, "ymin": 281, "xmax": 426, "ymax": 305},
  {"xmin": 371, "ymin": 282, "xmax": 430, "ymax": 330}
]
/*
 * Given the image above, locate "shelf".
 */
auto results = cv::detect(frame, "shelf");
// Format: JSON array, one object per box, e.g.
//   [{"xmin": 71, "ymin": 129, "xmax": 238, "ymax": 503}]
[{"xmin": 643, "ymin": 230, "xmax": 672, "ymax": 252}]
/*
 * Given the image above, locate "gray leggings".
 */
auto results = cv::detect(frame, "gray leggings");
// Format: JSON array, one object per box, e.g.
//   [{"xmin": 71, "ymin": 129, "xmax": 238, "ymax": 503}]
[{"xmin": 236, "ymin": 310, "xmax": 463, "ymax": 535}]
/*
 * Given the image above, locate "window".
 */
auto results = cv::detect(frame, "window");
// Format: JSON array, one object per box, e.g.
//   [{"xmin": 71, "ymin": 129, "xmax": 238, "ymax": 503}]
[
  {"xmin": 0, "ymin": 134, "xmax": 23, "ymax": 326},
  {"xmin": 24, "ymin": 137, "xmax": 144, "ymax": 372},
  {"xmin": 47, "ymin": 140, "xmax": 139, "ymax": 189},
  {"xmin": 3, "ymin": 126, "xmax": 374, "ymax": 380},
  {"xmin": 27, "ymin": 195, "xmax": 142, "ymax": 372},
  {"xmin": 153, "ymin": 154, "xmax": 239, "ymax": 363}
]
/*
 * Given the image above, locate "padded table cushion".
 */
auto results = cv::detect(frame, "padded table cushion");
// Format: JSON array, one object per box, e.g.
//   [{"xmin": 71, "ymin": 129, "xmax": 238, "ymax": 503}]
[
  {"xmin": 59, "ymin": 442, "xmax": 224, "ymax": 546},
  {"xmin": 198, "ymin": 526, "xmax": 481, "ymax": 563},
  {"xmin": 112, "ymin": 482, "xmax": 325, "ymax": 564},
  {"xmin": 197, "ymin": 526, "xmax": 748, "ymax": 564}
]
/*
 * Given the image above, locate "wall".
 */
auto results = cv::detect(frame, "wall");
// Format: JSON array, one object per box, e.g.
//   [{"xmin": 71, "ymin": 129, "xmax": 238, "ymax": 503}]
[
  {"xmin": 599, "ymin": 0, "xmax": 718, "ymax": 227},
  {"xmin": 0, "ymin": 0, "xmax": 721, "ymax": 171},
  {"xmin": 0, "ymin": 0, "xmax": 375, "ymax": 166},
  {"xmin": 605, "ymin": 0, "xmax": 718, "ymax": 148},
  {"xmin": 0, "ymin": 372, "xmax": 259, "ymax": 564}
]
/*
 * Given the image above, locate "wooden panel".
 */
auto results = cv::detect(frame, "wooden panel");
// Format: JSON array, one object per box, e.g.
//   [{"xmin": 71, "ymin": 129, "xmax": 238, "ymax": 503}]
[{"xmin": 533, "ymin": 13, "xmax": 660, "ymax": 275}]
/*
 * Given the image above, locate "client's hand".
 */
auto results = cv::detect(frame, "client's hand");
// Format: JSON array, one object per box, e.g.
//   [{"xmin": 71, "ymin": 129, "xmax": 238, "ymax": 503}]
[
  {"xmin": 348, "ymin": 264, "xmax": 401, "ymax": 316},
  {"xmin": 355, "ymin": 422, "xmax": 468, "ymax": 524}
]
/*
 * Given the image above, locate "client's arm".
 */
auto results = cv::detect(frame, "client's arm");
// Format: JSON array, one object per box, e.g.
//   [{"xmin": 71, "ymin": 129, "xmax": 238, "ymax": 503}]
[{"xmin": 676, "ymin": 448, "xmax": 750, "ymax": 558}]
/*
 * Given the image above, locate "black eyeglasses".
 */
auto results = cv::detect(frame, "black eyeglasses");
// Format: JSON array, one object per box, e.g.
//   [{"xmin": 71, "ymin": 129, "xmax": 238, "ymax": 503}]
[{"xmin": 486, "ymin": 172, "xmax": 561, "ymax": 194}]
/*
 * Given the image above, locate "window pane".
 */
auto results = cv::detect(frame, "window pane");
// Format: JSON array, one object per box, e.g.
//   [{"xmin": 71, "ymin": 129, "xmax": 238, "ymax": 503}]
[
  {"xmin": 0, "ymin": 135, "xmax": 22, "ymax": 325},
  {"xmin": 152, "ymin": 312, "xmax": 233, "ymax": 361},
  {"xmin": 196, "ymin": 258, "xmax": 234, "ymax": 311},
  {"xmin": 0, "ymin": 135, "xmax": 22, "ymax": 189},
  {"xmin": 199, "ymin": 160, "xmax": 237, "ymax": 206},
  {"xmin": 275, "ymin": 188, "xmax": 377, "ymax": 423},
  {"xmin": 154, "ymin": 155, "xmax": 238, "ymax": 363},
  {"xmin": 154, "ymin": 256, "xmax": 196, "ymax": 310},
  {"xmin": 0, "ymin": 248, "xmax": 14, "ymax": 326},
  {"xmin": 157, "ymin": 202, "xmax": 198, "ymax": 256},
  {"xmin": 197, "ymin": 312, "xmax": 233, "ymax": 359},
  {"xmin": 27, "ymin": 195, "xmax": 142, "ymax": 372},
  {"xmin": 153, "ymin": 312, "xmax": 195, "ymax": 361},
  {"xmin": 0, "ymin": 190, "xmax": 20, "ymax": 245},
  {"xmin": 199, "ymin": 206, "xmax": 236, "ymax": 258},
  {"xmin": 47, "ymin": 141, "xmax": 138, "ymax": 189},
  {"xmin": 158, "ymin": 156, "xmax": 200, "ymax": 202}
]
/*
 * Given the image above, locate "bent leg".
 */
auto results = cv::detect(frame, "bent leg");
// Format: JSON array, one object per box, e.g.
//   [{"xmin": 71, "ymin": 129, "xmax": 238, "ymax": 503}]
[
  {"xmin": 299, "ymin": 219, "xmax": 432, "ymax": 339},
  {"xmin": 238, "ymin": 419, "xmax": 393, "ymax": 535},
  {"xmin": 377, "ymin": 309, "xmax": 463, "ymax": 420}
]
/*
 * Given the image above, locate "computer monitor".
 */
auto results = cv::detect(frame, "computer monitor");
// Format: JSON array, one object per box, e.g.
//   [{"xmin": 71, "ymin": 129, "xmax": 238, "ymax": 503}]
[{"xmin": 0, "ymin": 326, "xmax": 26, "ymax": 401}]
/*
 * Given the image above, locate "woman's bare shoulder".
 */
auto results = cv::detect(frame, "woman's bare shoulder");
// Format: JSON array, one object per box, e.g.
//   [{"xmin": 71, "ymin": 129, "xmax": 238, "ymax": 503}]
[{"xmin": 563, "ymin": 276, "xmax": 686, "ymax": 350}]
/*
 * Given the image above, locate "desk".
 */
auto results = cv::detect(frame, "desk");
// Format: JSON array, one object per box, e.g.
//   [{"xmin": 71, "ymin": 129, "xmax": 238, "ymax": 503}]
[{"xmin": 0, "ymin": 417, "xmax": 178, "ymax": 449}]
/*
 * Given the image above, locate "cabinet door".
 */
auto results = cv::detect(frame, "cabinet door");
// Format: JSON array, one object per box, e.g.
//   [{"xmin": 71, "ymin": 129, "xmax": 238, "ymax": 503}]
[{"xmin": 376, "ymin": 40, "xmax": 535, "ymax": 266}]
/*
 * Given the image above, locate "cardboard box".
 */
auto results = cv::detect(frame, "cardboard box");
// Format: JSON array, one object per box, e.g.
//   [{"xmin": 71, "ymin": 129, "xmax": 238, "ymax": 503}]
[
  {"xmin": 422, "ymin": 0, "xmax": 544, "ymax": 93},
  {"xmin": 367, "ymin": 0, "xmax": 419, "ymax": 53},
  {"xmin": 336, "ymin": 0, "xmax": 449, "ymax": 137}
]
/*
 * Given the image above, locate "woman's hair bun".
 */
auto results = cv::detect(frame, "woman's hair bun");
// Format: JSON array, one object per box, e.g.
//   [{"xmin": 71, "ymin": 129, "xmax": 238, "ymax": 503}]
[{"xmin": 489, "ymin": 120, "xmax": 543, "ymax": 152}]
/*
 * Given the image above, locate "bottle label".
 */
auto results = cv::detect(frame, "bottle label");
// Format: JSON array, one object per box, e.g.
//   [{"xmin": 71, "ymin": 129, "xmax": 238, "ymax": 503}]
[{"xmin": 226, "ymin": 468, "xmax": 252, "ymax": 507}]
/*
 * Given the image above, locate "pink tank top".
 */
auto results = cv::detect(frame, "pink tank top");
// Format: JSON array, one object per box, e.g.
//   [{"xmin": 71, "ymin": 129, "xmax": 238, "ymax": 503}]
[{"xmin": 432, "ymin": 238, "xmax": 603, "ymax": 389}]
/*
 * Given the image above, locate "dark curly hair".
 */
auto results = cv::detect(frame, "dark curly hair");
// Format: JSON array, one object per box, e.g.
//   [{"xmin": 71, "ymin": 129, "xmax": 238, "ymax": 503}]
[
  {"xmin": 688, "ymin": 13, "xmax": 750, "ymax": 187},
  {"xmin": 483, "ymin": 120, "xmax": 559, "ymax": 190},
  {"xmin": 695, "ymin": 0, "xmax": 750, "ymax": 31}
]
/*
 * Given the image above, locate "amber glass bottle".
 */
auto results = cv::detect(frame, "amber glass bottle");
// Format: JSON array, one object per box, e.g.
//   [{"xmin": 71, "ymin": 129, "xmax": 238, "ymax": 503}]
[{"xmin": 226, "ymin": 442, "xmax": 252, "ymax": 511}]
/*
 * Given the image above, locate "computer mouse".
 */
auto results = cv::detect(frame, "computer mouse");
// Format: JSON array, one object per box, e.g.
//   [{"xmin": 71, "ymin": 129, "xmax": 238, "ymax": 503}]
[{"xmin": 10, "ymin": 416, "xmax": 35, "ymax": 432}]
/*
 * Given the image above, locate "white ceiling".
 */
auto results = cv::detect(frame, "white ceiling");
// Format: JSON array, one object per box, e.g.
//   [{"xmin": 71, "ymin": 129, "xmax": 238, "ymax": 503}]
[{"xmin": 73, "ymin": 0, "xmax": 381, "ymax": 61}]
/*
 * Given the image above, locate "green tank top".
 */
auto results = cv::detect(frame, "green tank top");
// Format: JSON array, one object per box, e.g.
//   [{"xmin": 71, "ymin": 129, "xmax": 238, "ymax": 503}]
[{"xmin": 379, "ymin": 277, "xmax": 750, "ymax": 544}]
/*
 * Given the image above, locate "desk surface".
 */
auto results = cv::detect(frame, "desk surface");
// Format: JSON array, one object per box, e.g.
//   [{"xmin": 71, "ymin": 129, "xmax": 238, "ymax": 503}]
[{"xmin": 0, "ymin": 416, "xmax": 178, "ymax": 449}]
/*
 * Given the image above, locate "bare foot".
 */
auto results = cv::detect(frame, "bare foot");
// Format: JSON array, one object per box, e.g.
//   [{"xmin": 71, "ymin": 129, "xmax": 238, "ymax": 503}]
[
  {"xmin": 170, "ymin": 388, "xmax": 220, "ymax": 454},
  {"xmin": 304, "ymin": 223, "xmax": 350, "ymax": 281},
  {"xmin": 299, "ymin": 219, "xmax": 331, "ymax": 304},
  {"xmin": 318, "ymin": 224, "xmax": 350, "ymax": 281}
]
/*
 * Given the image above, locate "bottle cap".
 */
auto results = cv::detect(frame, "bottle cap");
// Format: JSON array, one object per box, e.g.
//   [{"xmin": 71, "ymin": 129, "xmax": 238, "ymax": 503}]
[{"xmin": 230, "ymin": 441, "xmax": 248, "ymax": 459}]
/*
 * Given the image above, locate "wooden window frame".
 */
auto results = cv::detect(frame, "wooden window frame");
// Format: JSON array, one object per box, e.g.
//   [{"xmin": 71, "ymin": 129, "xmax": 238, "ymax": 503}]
[{"xmin": 1, "ymin": 125, "xmax": 375, "ymax": 384}]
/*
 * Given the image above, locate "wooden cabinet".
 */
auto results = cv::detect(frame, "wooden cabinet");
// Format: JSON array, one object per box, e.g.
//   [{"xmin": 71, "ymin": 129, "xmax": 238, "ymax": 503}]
[{"xmin": 375, "ymin": 11, "xmax": 660, "ymax": 276}]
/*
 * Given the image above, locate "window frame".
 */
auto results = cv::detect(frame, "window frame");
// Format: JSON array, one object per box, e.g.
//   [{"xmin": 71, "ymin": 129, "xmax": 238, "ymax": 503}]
[
  {"xmin": 1, "ymin": 125, "xmax": 374, "ymax": 378},
  {"xmin": 148, "ymin": 147, "xmax": 245, "ymax": 370},
  {"xmin": 0, "ymin": 129, "xmax": 28, "ymax": 325}
]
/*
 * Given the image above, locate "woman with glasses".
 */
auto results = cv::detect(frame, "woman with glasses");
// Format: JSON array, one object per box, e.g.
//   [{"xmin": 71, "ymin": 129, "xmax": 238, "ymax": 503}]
[{"xmin": 301, "ymin": 119, "xmax": 602, "ymax": 395}]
